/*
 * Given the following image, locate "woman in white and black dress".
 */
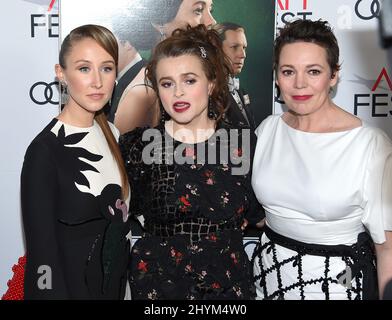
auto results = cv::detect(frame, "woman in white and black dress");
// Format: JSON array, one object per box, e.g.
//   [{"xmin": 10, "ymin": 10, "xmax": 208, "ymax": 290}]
[
  {"xmin": 21, "ymin": 25, "xmax": 130, "ymax": 299},
  {"xmin": 251, "ymin": 19, "xmax": 392, "ymax": 300}
]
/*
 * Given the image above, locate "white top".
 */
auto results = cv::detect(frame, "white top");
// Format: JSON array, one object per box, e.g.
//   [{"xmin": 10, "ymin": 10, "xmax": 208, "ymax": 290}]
[
  {"xmin": 51, "ymin": 119, "xmax": 130, "ymax": 208},
  {"xmin": 252, "ymin": 114, "xmax": 392, "ymax": 245}
]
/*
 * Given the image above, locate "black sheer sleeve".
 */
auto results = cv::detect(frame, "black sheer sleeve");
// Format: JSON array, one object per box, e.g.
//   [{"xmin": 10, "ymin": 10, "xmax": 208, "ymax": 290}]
[
  {"xmin": 244, "ymin": 129, "xmax": 265, "ymax": 226},
  {"xmin": 21, "ymin": 138, "xmax": 69, "ymax": 299},
  {"xmin": 119, "ymin": 128, "xmax": 151, "ymax": 221}
]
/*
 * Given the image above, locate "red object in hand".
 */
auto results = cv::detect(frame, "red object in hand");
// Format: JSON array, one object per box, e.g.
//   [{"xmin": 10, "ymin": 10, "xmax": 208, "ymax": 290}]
[{"xmin": 2, "ymin": 255, "xmax": 26, "ymax": 300}]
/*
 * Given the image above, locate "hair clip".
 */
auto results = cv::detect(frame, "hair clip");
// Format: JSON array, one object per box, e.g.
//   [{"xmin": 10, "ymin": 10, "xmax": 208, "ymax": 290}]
[{"xmin": 199, "ymin": 46, "xmax": 207, "ymax": 58}]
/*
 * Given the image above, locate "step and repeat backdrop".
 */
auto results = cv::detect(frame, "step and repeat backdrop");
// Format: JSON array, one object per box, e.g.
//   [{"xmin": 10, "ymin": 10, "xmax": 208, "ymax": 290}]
[
  {"xmin": 274, "ymin": 0, "xmax": 392, "ymax": 137},
  {"xmin": 0, "ymin": 0, "xmax": 390, "ymax": 296},
  {"xmin": 59, "ymin": 0, "xmax": 275, "ymax": 126},
  {"xmin": 0, "ymin": 0, "xmax": 59, "ymax": 295}
]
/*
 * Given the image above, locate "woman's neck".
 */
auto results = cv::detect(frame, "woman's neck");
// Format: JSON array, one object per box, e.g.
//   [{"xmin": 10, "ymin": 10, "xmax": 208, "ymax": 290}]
[
  {"xmin": 57, "ymin": 103, "xmax": 95, "ymax": 128},
  {"xmin": 283, "ymin": 102, "xmax": 361, "ymax": 133},
  {"xmin": 166, "ymin": 118, "xmax": 216, "ymax": 144}
]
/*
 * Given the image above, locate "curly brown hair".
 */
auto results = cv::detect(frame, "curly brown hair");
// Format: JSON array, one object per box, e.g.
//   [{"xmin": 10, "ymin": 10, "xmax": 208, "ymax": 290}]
[{"xmin": 145, "ymin": 24, "xmax": 232, "ymax": 122}]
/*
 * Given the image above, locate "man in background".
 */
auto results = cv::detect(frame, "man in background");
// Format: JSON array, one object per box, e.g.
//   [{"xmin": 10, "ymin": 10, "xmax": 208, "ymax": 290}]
[{"xmin": 214, "ymin": 22, "xmax": 256, "ymax": 130}]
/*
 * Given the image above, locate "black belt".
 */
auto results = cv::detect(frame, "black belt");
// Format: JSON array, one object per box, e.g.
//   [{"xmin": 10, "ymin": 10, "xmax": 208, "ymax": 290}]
[
  {"xmin": 264, "ymin": 225, "xmax": 378, "ymax": 300},
  {"xmin": 146, "ymin": 217, "xmax": 241, "ymax": 243}
]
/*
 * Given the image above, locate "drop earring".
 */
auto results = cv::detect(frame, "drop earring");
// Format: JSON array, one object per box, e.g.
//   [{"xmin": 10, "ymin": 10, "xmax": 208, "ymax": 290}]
[
  {"xmin": 60, "ymin": 81, "xmax": 69, "ymax": 105},
  {"xmin": 208, "ymin": 96, "xmax": 215, "ymax": 119},
  {"xmin": 160, "ymin": 101, "xmax": 168, "ymax": 124}
]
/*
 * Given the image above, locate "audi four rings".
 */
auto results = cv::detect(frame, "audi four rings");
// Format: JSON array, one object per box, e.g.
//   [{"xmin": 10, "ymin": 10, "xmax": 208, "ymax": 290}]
[
  {"xmin": 29, "ymin": 81, "xmax": 59, "ymax": 105},
  {"xmin": 355, "ymin": 0, "xmax": 381, "ymax": 20}
]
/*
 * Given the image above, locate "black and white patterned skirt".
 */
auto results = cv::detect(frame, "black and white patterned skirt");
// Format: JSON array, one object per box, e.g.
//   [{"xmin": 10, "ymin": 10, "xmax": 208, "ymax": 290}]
[{"xmin": 251, "ymin": 226, "xmax": 378, "ymax": 300}]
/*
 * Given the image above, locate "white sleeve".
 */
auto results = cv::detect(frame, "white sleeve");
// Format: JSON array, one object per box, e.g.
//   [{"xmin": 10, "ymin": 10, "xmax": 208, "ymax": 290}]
[
  {"xmin": 382, "ymin": 154, "xmax": 392, "ymax": 229},
  {"xmin": 254, "ymin": 114, "xmax": 277, "ymax": 137},
  {"xmin": 362, "ymin": 130, "xmax": 392, "ymax": 244}
]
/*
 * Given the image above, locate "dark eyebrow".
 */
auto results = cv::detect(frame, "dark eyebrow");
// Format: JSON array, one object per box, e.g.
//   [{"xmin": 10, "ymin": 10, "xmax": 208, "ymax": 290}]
[
  {"xmin": 159, "ymin": 72, "xmax": 199, "ymax": 82},
  {"xmin": 279, "ymin": 64, "xmax": 294, "ymax": 69},
  {"xmin": 306, "ymin": 64, "xmax": 324, "ymax": 69},
  {"xmin": 73, "ymin": 59, "xmax": 114, "ymax": 64},
  {"xmin": 279, "ymin": 64, "xmax": 324, "ymax": 69},
  {"xmin": 230, "ymin": 42, "xmax": 247, "ymax": 47},
  {"xmin": 182, "ymin": 72, "xmax": 199, "ymax": 77}
]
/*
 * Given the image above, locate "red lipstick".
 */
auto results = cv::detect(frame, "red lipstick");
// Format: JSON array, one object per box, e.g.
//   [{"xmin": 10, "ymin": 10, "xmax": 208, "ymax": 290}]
[
  {"xmin": 292, "ymin": 95, "xmax": 312, "ymax": 101},
  {"xmin": 173, "ymin": 101, "xmax": 190, "ymax": 113}
]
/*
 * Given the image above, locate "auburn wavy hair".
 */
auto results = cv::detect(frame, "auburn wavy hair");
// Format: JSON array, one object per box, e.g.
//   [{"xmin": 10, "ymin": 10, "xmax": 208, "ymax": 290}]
[{"xmin": 145, "ymin": 24, "xmax": 232, "ymax": 122}]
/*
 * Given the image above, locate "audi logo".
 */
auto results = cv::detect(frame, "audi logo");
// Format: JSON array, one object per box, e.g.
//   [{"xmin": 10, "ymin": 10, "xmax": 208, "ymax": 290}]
[
  {"xmin": 29, "ymin": 81, "xmax": 59, "ymax": 105},
  {"xmin": 355, "ymin": 0, "xmax": 381, "ymax": 20}
]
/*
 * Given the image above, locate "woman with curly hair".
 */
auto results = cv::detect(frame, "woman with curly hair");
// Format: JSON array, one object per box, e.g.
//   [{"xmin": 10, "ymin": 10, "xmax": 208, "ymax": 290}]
[{"xmin": 120, "ymin": 24, "xmax": 264, "ymax": 300}]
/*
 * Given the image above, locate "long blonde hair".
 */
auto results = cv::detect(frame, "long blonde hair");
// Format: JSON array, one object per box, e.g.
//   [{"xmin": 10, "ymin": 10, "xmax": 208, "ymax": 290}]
[{"xmin": 59, "ymin": 24, "xmax": 129, "ymax": 199}]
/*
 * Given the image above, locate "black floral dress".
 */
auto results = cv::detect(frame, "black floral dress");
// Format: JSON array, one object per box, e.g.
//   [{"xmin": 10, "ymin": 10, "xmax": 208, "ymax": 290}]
[{"xmin": 120, "ymin": 123, "xmax": 263, "ymax": 300}]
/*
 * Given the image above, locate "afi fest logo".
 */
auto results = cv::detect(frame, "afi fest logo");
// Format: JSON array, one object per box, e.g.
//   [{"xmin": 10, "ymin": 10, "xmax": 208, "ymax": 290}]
[
  {"xmin": 29, "ymin": 0, "xmax": 58, "ymax": 37},
  {"xmin": 277, "ymin": 0, "xmax": 313, "ymax": 24},
  {"xmin": 355, "ymin": 0, "xmax": 381, "ymax": 20},
  {"xmin": 353, "ymin": 68, "xmax": 392, "ymax": 117},
  {"xmin": 48, "ymin": 0, "xmax": 56, "ymax": 11}
]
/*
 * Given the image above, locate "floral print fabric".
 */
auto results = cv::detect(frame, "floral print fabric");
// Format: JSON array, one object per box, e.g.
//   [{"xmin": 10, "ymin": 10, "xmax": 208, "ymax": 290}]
[{"xmin": 120, "ymin": 124, "xmax": 263, "ymax": 300}]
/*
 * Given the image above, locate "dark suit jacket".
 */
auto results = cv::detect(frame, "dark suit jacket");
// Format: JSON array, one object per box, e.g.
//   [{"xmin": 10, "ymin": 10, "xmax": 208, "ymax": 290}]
[{"xmin": 224, "ymin": 88, "xmax": 256, "ymax": 131}]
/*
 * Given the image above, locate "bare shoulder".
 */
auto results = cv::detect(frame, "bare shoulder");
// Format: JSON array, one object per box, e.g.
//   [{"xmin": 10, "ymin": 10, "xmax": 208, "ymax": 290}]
[
  {"xmin": 131, "ymin": 66, "xmax": 148, "ymax": 85},
  {"xmin": 120, "ymin": 84, "xmax": 157, "ymax": 106},
  {"xmin": 114, "ymin": 88, "xmax": 159, "ymax": 134}
]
